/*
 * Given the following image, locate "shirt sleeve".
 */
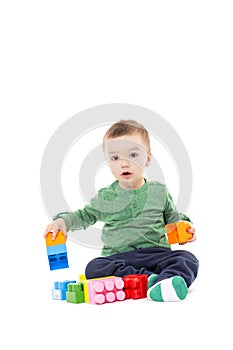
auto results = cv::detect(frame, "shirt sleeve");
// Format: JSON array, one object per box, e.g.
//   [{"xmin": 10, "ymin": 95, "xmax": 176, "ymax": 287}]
[
  {"xmin": 163, "ymin": 187, "xmax": 192, "ymax": 224},
  {"xmin": 53, "ymin": 202, "xmax": 100, "ymax": 232}
]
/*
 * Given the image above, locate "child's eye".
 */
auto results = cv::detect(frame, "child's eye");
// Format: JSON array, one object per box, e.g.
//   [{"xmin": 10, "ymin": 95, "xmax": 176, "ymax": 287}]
[
  {"xmin": 111, "ymin": 155, "xmax": 119, "ymax": 161},
  {"xmin": 129, "ymin": 152, "xmax": 138, "ymax": 158}
]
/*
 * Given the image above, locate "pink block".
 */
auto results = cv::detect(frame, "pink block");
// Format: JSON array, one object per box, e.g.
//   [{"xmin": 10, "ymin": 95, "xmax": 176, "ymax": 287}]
[{"xmin": 87, "ymin": 277, "xmax": 125, "ymax": 305}]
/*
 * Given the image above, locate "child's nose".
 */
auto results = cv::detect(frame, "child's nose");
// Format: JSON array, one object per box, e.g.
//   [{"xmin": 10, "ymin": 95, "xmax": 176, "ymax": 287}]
[{"xmin": 120, "ymin": 158, "xmax": 130, "ymax": 167}]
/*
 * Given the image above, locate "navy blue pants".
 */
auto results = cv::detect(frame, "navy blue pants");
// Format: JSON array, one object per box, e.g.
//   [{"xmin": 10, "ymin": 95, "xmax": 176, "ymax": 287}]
[{"xmin": 85, "ymin": 247, "xmax": 199, "ymax": 288}]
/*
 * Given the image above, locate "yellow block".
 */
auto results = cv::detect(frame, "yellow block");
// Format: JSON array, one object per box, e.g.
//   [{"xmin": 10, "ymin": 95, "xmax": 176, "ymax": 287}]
[{"xmin": 79, "ymin": 274, "xmax": 86, "ymax": 282}]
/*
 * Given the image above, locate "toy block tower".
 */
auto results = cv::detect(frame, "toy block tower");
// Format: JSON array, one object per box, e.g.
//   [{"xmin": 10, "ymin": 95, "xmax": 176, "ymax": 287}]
[
  {"xmin": 45, "ymin": 231, "xmax": 69, "ymax": 270},
  {"xmin": 123, "ymin": 274, "xmax": 148, "ymax": 299},
  {"xmin": 165, "ymin": 221, "xmax": 192, "ymax": 244}
]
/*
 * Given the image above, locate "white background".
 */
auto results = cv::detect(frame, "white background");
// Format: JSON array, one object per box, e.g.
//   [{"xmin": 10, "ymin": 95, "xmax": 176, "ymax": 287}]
[{"xmin": 1, "ymin": 1, "xmax": 232, "ymax": 349}]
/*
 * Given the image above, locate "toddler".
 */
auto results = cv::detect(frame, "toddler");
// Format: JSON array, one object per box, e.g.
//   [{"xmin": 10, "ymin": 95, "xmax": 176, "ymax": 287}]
[{"xmin": 44, "ymin": 120, "xmax": 199, "ymax": 302}]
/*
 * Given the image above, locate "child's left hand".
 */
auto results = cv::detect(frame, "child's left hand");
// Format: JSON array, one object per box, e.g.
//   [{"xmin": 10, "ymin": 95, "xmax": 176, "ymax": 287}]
[{"xmin": 179, "ymin": 223, "xmax": 196, "ymax": 245}]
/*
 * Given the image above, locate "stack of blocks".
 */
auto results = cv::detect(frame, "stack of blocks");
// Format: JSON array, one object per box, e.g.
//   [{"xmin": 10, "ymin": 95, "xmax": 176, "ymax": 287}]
[
  {"xmin": 52, "ymin": 274, "xmax": 149, "ymax": 305},
  {"xmin": 165, "ymin": 221, "xmax": 192, "ymax": 244},
  {"xmin": 46, "ymin": 235, "xmax": 149, "ymax": 305},
  {"xmin": 46, "ymin": 231, "xmax": 69, "ymax": 270}
]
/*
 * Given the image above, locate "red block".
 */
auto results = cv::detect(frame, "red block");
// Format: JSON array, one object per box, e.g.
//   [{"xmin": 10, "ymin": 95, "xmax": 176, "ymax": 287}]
[{"xmin": 123, "ymin": 274, "xmax": 148, "ymax": 299}]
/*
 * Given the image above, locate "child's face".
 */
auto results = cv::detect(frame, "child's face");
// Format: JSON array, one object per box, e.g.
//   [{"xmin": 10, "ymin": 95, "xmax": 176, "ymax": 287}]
[{"xmin": 104, "ymin": 134, "xmax": 151, "ymax": 189}]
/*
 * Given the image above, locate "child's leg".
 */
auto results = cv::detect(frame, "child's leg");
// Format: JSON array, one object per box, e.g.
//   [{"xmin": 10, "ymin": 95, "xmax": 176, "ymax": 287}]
[
  {"xmin": 85, "ymin": 250, "xmax": 154, "ymax": 279},
  {"xmin": 150, "ymin": 249, "xmax": 199, "ymax": 287},
  {"xmin": 146, "ymin": 249, "xmax": 199, "ymax": 302}
]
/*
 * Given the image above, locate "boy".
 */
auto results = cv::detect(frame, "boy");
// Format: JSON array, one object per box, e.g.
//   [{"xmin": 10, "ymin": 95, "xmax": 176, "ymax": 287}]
[{"xmin": 44, "ymin": 120, "xmax": 199, "ymax": 302}]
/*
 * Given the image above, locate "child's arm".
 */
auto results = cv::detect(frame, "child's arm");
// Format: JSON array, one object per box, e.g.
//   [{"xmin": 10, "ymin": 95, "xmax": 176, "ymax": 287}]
[
  {"xmin": 43, "ymin": 198, "xmax": 101, "ymax": 241},
  {"xmin": 44, "ymin": 218, "xmax": 67, "ymax": 240}
]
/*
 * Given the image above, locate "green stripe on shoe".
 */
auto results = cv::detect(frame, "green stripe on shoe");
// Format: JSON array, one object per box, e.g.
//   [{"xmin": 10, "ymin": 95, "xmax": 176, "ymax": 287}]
[
  {"xmin": 148, "ymin": 274, "xmax": 158, "ymax": 288},
  {"xmin": 147, "ymin": 276, "xmax": 188, "ymax": 302},
  {"xmin": 172, "ymin": 276, "xmax": 188, "ymax": 300}
]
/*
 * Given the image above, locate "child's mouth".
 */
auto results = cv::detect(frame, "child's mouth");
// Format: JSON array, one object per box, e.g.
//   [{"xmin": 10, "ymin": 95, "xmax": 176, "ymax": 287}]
[{"xmin": 121, "ymin": 171, "xmax": 132, "ymax": 177}]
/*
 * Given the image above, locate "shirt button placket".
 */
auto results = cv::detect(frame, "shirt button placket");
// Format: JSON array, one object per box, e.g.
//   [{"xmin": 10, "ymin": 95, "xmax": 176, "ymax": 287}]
[{"xmin": 131, "ymin": 197, "xmax": 137, "ymax": 217}]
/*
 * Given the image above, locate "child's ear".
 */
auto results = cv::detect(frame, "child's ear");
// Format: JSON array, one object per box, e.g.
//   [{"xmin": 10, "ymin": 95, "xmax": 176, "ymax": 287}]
[{"xmin": 146, "ymin": 151, "xmax": 152, "ymax": 167}]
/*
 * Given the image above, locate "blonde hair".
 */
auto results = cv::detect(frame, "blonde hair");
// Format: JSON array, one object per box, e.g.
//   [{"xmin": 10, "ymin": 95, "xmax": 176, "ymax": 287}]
[{"xmin": 103, "ymin": 119, "xmax": 151, "ymax": 152}]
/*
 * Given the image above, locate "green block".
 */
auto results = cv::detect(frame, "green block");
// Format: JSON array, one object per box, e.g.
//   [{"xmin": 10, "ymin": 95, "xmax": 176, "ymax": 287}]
[
  {"xmin": 68, "ymin": 282, "xmax": 83, "ymax": 292},
  {"xmin": 66, "ymin": 291, "xmax": 84, "ymax": 304}
]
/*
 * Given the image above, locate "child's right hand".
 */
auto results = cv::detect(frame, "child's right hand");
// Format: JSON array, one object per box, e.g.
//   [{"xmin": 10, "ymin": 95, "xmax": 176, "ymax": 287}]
[{"xmin": 44, "ymin": 218, "xmax": 67, "ymax": 240}]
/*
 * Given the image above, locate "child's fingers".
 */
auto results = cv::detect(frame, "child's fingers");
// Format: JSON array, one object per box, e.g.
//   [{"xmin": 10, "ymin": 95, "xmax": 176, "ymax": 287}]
[
  {"xmin": 188, "ymin": 232, "xmax": 197, "ymax": 242},
  {"xmin": 43, "ymin": 223, "xmax": 59, "ymax": 239},
  {"xmin": 179, "ymin": 227, "xmax": 197, "ymax": 245},
  {"xmin": 51, "ymin": 228, "xmax": 59, "ymax": 240},
  {"xmin": 187, "ymin": 225, "xmax": 195, "ymax": 234},
  {"xmin": 61, "ymin": 229, "xmax": 67, "ymax": 238},
  {"xmin": 56, "ymin": 218, "xmax": 67, "ymax": 238},
  {"xmin": 187, "ymin": 225, "xmax": 196, "ymax": 242},
  {"xmin": 43, "ymin": 225, "xmax": 51, "ymax": 238}
]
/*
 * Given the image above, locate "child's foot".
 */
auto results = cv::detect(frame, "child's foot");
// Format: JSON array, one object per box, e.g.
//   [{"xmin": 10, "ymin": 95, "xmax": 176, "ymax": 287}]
[
  {"xmin": 147, "ymin": 276, "xmax": 188, "ymax": 302},
  {"xmin": 148, "ymin": 273, "xmax": 158, "ymax": 288}
]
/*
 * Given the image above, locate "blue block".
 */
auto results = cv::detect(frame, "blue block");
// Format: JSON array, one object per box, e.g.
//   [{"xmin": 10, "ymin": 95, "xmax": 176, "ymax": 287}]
[
  {"xmin": 52, "ymin": 280, "xmax": 76, "ymax": 300},
  {"xmin": 47, "ymin": 244, "xmax": 69, "ymax": 270},
  {"xmin": 54, "ymin": 280, "xmax": 76, "ymax": 290},
  {"xmin": 48, "ymin": 252, "xmax": 69, "ymax": 270},
  {"xmin": 47, "ymin": 244, "xmax": 67, "ymax": 255}
]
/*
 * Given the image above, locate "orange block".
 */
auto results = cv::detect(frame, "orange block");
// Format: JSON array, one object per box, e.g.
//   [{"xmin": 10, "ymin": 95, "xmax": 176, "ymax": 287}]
[
  {"xmin": 165, "ymin": 221, "xmax": 192, "ymax": 244},
  {"xmin": 45, "ymin": 231, "xmax": 66, "ymax": 247}
]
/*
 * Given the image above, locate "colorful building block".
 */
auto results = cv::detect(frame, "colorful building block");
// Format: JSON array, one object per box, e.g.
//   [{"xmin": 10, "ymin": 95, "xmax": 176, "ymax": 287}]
[
  {"xmin": 83, "ymin": 276, "xmax": 126, "ymax": 305},
  {"xmin": 46, "ymin": 231, "xmax": 66, "ymax": 246},
  {"xmin": 66, "ymin": 283, "xmax": 85, "ymax": 304},
  {"xmin": 123, "ymin": 274, "xmax": 148, "ymax": 299},
  {"xmin": 165, "ymin": 221, "xmax": 192, "ymax": 244},
  {"xmin": 45, "ymin": 231, "xmax": 69, "ymax": 270},
  {"xmin": 52, "ymin": 280, "xmax": 76, "ymax": 300},
  {"xmin": 79, "ymin": 274, "xmax": 86, "ymax": 282}
]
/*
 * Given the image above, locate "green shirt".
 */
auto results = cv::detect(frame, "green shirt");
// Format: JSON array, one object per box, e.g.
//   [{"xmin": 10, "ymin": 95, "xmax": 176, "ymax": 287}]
[{"xmin": 53, "ymin": 180, "xmax": 191, "ymax": 256}]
